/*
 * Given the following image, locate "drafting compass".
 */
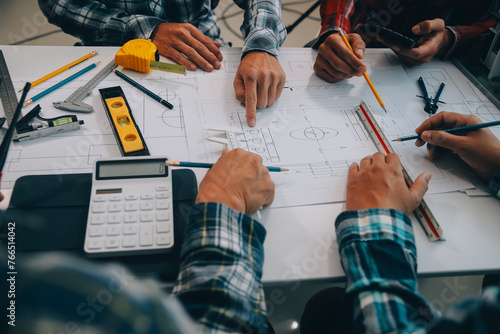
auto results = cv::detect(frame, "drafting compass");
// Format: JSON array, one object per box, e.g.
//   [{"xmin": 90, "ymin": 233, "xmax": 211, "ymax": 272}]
[
  {"xmin": 204, "ymin": 128, "xmax": 247, "ymax": 149},
  {"xmin": 417, "ymin": 77, "xmax": 445, "ymax": 115}
]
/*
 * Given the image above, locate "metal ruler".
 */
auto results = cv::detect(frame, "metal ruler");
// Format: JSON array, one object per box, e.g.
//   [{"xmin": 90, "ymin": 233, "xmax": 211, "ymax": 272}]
[
  {"xmin": 53, "ymin": 59, "xmax": 117, "ymax": 113},
  {"xmin": 354, "ymin": 100, "xmax": 444, "ymax": 242},
  {"xmin": 14, "ymin": 121, "xmax": 84, "ymax": 142},
  {"xmin": 0, "ymin": 50, "xmax": 19, "ymax": 140}
]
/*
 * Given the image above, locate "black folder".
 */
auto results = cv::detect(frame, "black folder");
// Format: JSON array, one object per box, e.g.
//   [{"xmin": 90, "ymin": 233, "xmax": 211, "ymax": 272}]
[{"xmin": 2, "ymin": 169, "xmax": 197, "ymax": 281}]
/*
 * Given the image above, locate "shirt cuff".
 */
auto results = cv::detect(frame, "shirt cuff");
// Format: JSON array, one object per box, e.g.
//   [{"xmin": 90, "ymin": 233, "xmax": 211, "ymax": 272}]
[
  {"xmin": 489, "ymin": 170, "xmax": 500, "ymax": 199},
  {"xmin": 181, "ymin": 202, "xmax": 266, "ymax": 268},
  {"xmin": 335, "ymin": 208, "xmax": 416, "ymax": 254},
  {"xmin": 312, "ymin": 27, "xmax": 340, "ymax": 49},
  {"xmin": 441, "ymin": 26, "xmax": 460, "ymax": 60},
  {"xmin": 242, "ymin": 29, "xmax": 281, "ymax": 59}
]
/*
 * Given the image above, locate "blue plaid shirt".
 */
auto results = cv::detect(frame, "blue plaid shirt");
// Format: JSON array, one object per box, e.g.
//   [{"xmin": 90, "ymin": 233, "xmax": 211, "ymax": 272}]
[
  {"xmin": 9, "ymin": 202, "xmax": 269, "ymax": 334},
  {"xmin": 38, "ymin": 0, "xmax": 286, "ymax": 58},
  {"xmin": 335, "ymin": 171, "xmax": 500, "ymax": 333}
]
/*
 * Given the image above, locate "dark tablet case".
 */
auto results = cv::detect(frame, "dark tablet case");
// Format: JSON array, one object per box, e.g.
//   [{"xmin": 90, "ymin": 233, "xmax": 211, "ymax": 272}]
[{"xmin": 3, "ymin": 169, "xmax": 197, "ymax": 281}]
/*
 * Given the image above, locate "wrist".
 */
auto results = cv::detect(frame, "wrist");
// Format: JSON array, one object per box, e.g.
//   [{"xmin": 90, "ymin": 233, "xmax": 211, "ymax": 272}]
[
  {"xmin": 196, "ymin": 189, "xmax": 246, "ymax": 213},
  {"xmin": 437, "ymin": 28, "xmax": 454, "ymax": 57}
]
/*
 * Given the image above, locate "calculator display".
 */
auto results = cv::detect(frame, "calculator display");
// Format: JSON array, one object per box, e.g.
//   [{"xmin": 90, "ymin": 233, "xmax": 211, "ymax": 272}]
[{"xmin": 96, "ymin": 158, "xmax": 168, "ymax": 180}]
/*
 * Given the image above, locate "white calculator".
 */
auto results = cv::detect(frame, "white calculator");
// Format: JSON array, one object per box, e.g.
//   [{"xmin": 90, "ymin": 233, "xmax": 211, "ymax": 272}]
[{"xmin": 84, "ymin": 156, "xmax": 174, "ymax": 257}]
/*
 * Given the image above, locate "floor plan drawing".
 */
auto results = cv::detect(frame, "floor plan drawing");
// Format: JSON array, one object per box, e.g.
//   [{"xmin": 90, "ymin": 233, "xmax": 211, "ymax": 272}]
[{"xmin": 3, "ymin": 48, "xmax": 499, "ymax": 205}]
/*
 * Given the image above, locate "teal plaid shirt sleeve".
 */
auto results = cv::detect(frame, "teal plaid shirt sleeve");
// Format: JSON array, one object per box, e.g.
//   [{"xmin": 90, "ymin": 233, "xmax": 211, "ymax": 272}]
[
  {"xmin": 336, "ymin": 208, "xmax": 500, "ymax": 333},
  {"xmin": 173, "ymin": 202, "xmax": 269, "ymax": 333},
  {"xmin": 7, "ymin": 202, "xmax": 268, "ymax": 334},
  {"xmin": 39, "ymin": 0, "xmax": 285, "ymax": 58},
  {"xmin": 235, "ymin": 0, "xmax": 286, "ymax": 58},
  {"xmin": 38, "ymin": 0, "xmax": 165, "ymax": 45}
]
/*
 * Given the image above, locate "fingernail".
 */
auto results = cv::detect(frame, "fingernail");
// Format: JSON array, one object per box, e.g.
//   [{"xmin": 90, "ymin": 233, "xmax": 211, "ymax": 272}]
[
  {"xmin": 248, "ymin": 118, "xmax": 256, "ymax": 127},
  {"xmin": 188, "ymin": 64, "xmax": 196, "ymax": 71},
  {"xmin": 206, "ymin": 64, "xmax": 214, "ymax": 71},
  {"xmin": 421, "ymin": 132, "xmax": 431, "ymax": 142},
  {"xmin": 424, "ymin": 172, "xmax": 432, "ymax": 182},
  {"xmin": 358, "ymin": 66, "xmax": 366, "ymax": 73},
  {"xmin": 214, "ymin": 61, "xmax": 221, "ymax": 68},
  {"xmin": 413, "ymin": 26, "xmax": 421, "ymax": 34},
  {"xmin": 392, "ymin": 45, "xmax": 400, "ymax": 52},
  {"xmin": 357, "ymin": 49, "xmax": 364, "ymax": 58}
]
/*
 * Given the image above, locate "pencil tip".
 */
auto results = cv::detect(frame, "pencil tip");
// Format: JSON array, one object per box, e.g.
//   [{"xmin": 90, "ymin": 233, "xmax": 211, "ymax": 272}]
[{"xmin": 392, "ymin": 138, "xmax": 400, "ymax": 142}]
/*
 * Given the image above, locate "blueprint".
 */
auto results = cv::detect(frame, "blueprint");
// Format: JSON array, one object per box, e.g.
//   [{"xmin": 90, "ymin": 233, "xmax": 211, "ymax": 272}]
[{"xmin": 2, "ymin": 48, "xmax": 499, "ymax": 207}]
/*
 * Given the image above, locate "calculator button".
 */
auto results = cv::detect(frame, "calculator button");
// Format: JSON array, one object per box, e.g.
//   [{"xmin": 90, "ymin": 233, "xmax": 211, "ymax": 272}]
[
  {"xmin": 108, "ymin": 203, "xmax": 123, "ymax": 212},
  {"xmin": 156, "ymin": 224, "xmax": 170, "ymax": 233},
  {"xmin": 105, "ymin": 238, "xmax": 120, "ymax": 249},
  {"xmin": 141, "ymin": 194, "xmax": 155, "ymax": 200},
  {"xmin": 107, "ymin": 214, "xmax": 121, "ymax": 224},
  {"xmin": 90, "ymin": 215, "xmax": 106, "ymax": 225},
  {"xmin": 106, "ymin": 226, "xmax": 120, "ymax": 236},
  {"xmin": 89, "ymin": 227, "xmax": 104, "ymax": 237},
  {"xmin": 140, "ymin": 225, "xmax": 154, "ymax": 246},
  {"xmin": 156, "ymin": 200, "xmax": 169, "ymax": 210},
  {"xmin": 157, "ymin": 235, "xmax": 171, "ymax": 246},
  {"xmin": 88, "ymin": 239, "xmax": 103, "ymax": 249},
  {"xmin": 124, "ymin": 202, "xmax": 139, "ymax": 211},
  {"xmin": 140, "ymin": 202, "xmax": 154, "ymax": 211},
  {"xmin": 140, "ymin": 212, "xmax": 154, "ymax": 222},
  {"xmin": 124, "ymin": 213, "xmax": 139, "ymax": 223},
  {"xmin": 122, "ymin": 237, "xmax": 137, "ymax": 248},
  {"xmin": 93, "ymin": 195, "xmax": 107, "ymax": 202},
  {"xmin": 156, "ymin": 186, "xmax": 169, "ymax": 191},
  {"xmin": 156, "ymin": 212, "xmax": 170, "ymax": 221},
  {"xmin": 109, "ymin": 195, "xmax": 123, "ymax": 201},
  {"xmin": 92, "ymin": 204, "xmax": 107, "ymax": 213},
  {"xmin": 156, "ymin": 192, "xmax": 169, "ymax": 199},
  {"xmin": 125, "ymin": 194, "xmax": 138, "ymax": 201},
  {"xmin": 123, "ymin": 225, "xmax": 138, "ymax": 235}
]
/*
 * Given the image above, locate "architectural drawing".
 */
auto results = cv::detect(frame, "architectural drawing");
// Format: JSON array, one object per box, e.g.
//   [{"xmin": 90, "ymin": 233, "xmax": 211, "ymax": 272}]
[{"xmin": 3, "ymin": 48, "xmax": 499, "ymax": 206}]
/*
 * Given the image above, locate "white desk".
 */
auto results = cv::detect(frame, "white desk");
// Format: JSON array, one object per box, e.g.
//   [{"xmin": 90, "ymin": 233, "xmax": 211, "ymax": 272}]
[{"xmin": 1, "ymin": 45, "xmax": 500, "ymax": 284}]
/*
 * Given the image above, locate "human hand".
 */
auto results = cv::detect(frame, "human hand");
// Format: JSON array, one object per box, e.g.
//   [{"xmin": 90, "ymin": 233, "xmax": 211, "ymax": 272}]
[
  {"xmin": 151, "ymin": 22, "xmax": 223, "ymax": 72},
  {"xmin": 379, "ymin": 19, "xmax": 452, "ymax": 66},
  {"xmin": 415, "ymin": 112, "xmax": 500, "ymax": 181},
  {"xmin": 346, "ymin": 152, "xmax": 431, "ymax": 215},
  {"xmin": 314, "ymin": 32, "xmax": 366, "ymax": 83},
  {"xmin": 196, "ymin": 149, "xmax": 275, "ymax": 215},
  {"xmin": 233, "ymin": 52, "xmax": 286, "ymax": 127}
]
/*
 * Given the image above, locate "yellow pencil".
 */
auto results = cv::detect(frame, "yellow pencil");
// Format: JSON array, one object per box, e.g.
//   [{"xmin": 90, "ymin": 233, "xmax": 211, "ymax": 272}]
[
  {"xmin": 338, "ymin": 30, "xmax": 387, "ymax": 112},
  {"xmin": 19, "ymin": 51, "xmax": 98, "ymax": 92}
]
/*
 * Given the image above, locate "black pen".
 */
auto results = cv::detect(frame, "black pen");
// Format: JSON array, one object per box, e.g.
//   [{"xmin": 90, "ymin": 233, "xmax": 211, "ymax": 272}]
[
  {"xmin": 393, "ymin": 120, "xmax": 500, "ymax": 142},
  {"xmin": 114, "ymin": 70, "xmax": 173, "ymax": 109}
]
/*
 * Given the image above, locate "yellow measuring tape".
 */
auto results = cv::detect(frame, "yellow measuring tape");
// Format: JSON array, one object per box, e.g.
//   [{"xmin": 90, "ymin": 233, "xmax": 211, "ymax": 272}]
[{"xmin": 115, "ymin": 39, "xmax": 187, "ymax": 75}]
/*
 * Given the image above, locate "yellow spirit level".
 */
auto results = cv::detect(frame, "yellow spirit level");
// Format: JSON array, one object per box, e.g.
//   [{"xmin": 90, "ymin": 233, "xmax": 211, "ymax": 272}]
[
  {"xmin": 115, "ymin": 39, "xmax": 187, "ymax": 75},
  {"xmin": 99, "ymin": 86, "xmax": 150, "ymax": 156}
]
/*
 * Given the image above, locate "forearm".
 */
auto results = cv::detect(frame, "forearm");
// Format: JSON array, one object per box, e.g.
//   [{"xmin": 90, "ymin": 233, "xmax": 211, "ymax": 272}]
[
  {"xmin": 235, "ymin": 0, "xmax": 286, "ymax": 58},
  {"xmin": 336, "ymin": 208, "xmax": 439, "ymax": 333},
  {"xmin": 39, "ymin": 0, "xmax": 163, "ymax": 45},
  {"xmin": 173, "ymin": 202, "xmax": 268, "ymax": 333},
  {"xmin": 443, "ymin": 18, "xmax": 496, "ymax": 59}
]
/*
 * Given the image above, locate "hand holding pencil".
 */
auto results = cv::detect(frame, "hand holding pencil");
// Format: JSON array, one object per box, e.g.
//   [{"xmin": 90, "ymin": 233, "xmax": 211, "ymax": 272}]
[
  {"xmin": 413, "ymin": 111, "xmax": 500, "ymax": 181},
  {"xmin": 195, "ymin": 148, "xmax": 275, "ymax": 215}
]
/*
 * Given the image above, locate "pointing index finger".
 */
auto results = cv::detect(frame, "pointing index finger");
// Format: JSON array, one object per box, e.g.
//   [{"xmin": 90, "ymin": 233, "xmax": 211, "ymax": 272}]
[{"xmin": 245, "ymin": 78, "xmax": 257, "ymax": 127}]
